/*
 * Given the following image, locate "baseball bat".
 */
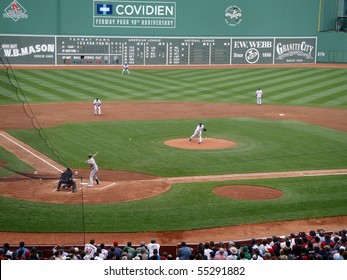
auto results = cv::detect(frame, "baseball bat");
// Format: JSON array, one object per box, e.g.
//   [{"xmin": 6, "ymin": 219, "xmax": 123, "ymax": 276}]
[{"xmin": 92, "ymin": 152, "xmax": 98, "ymax": 158}]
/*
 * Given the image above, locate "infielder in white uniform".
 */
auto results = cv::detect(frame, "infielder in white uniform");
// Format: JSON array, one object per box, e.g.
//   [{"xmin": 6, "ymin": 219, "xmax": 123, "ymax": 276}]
[
  {"xmin": 85, "ymin": 154, "xmax": 99, "ymax": 187},
  {"xmin": 122, "ymin": 64, "xmax": 130, "ymax": 74},
  {"xmin": 93, "ymin": 98, "xmax": 101, "ymax": 115},
  {"xmin": 256, "ymin": 88, "xmax": 263, "ymax": 105},
  {"xmin": 189, "ymin": 123, "xmax": 207, "ymax": 144}
]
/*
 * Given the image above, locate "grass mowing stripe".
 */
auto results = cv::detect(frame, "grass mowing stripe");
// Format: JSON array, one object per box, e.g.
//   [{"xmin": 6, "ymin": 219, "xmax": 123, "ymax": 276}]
[
  {"xmin": 4, "ymin": 68, "xmax": 347, "ymax": 108},
  {"xmin": 289, "ymin": 81, "xmax": 347, "ymax": 105},
  {"xmin": 323, "ymin": 92, "xmax": 347, "ymax": 107},
  {"xmin": 15, "ymin": 70, "xmax": 93, "ymax": 100},
  {"xmin": 266, "ymin": 72, "xmax": 346, "ymax": 102}
]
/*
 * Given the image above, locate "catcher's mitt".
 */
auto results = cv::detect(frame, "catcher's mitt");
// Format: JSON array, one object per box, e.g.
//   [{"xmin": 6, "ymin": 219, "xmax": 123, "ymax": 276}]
[{"xmin": 203, "ymin": 128, "xmax": 207, "ymax": 132}]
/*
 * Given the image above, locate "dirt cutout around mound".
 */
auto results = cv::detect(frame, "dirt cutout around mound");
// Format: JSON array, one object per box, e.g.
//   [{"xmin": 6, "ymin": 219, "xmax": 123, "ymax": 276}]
[
  {"xmin": 164, "ymin": 138, "xmax": 237, "ymax": 149},
  {"xmin": 214, "ymin": 185, "xmax": 283, "ymax": 200}
]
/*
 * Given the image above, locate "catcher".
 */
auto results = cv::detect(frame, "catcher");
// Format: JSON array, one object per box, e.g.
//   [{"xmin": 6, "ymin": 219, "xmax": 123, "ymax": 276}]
[
  {"xmin": 189, "ymin": 122, "xmax": 207, "ymax": 144},
  {"xmin": 56, "ymin": 167, "xmax": 77, "ymax": 193}
]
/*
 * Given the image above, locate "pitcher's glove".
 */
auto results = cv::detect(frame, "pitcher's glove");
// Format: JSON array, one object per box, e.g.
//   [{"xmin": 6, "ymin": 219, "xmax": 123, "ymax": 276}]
[{"xmin": 203, "ymin": 128, "xmax": 207, "ymax": 132}]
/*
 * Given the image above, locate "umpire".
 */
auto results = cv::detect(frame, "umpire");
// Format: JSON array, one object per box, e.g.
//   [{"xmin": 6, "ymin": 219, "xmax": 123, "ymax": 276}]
[{"xmin": 56, "ymin": 167, "xmax": 77, "ymax": 193}]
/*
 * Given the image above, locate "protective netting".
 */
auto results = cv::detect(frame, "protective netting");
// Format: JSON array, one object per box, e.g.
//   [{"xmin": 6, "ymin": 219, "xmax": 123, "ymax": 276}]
[{"xmin": 0, "ymin": 55, "xmax": 68, "ymax": 180}]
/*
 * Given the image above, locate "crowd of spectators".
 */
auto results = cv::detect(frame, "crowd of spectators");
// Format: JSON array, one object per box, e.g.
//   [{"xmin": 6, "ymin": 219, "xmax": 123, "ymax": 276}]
[{"xmin": 1, "ymin": 229, "xmax": 346, "ymax": 260}]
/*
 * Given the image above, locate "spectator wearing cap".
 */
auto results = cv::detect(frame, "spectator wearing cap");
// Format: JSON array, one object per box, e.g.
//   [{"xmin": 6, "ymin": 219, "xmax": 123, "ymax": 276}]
[
  {"xmin": 308, "ymin": 230, "xmax": 316, "ymax": 241},
  {"xmin": 111, "ymin": 241, "xmax": 123, "ymax": 258},
  {"xmin": 178, "ymin": 242, "xmax": 192, "ymax": 260},
  {"xmin": 238, "ymin": 246, "xmax": 251, "ymax": 260},
  {"xmin": 15, "ymin": 241, "xmax": 29, "ymax": 256},
  {"xmin": 209, "ymin": 251, "xmax": 216, "ymax": 260},
  {"xmin": 147, "ymin": 239, "xmax": 160, "ymax": 258}
]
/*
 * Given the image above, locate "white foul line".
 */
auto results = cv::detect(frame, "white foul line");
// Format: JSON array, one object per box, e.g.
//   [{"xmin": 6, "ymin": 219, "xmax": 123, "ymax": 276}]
[
  {"xmin": 0, "ymin": 132, "xmax": 63, "ymax": 173},
  {"xmin": 100, "ymin": 182, "xmax": 117, "ymax": 190}
]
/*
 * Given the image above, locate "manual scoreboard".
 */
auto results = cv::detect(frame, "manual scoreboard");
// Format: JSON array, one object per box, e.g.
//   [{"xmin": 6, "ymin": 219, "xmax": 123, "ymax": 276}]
[
  {"xmin": 56, "ymin": 36, "xmax": 231, "ymax": 65},
  {"xmin": 0, "ymin": 35, "xmax": 316, "ymax": 65}
]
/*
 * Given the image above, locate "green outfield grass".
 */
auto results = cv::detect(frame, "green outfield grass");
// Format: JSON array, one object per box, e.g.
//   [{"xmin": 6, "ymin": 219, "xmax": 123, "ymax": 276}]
[
  {"xmin": 1, "ymin": 67, "xmax": 347, "ymax": 234},
  {"xmin": 1, "ymin": 68, "xmax": 347, "ymax": 108}
]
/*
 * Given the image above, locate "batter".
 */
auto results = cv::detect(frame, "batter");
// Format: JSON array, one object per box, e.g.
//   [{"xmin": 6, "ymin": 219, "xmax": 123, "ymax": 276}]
[{"xmin": 85, "ymin": 154, "xmax": 99, "ymax": 187}]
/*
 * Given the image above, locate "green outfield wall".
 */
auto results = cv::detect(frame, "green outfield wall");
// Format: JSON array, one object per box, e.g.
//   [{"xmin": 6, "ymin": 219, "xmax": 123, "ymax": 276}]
[{"xmin": 1, "ymin": 0, "xmax": 346, "ymax": 63}]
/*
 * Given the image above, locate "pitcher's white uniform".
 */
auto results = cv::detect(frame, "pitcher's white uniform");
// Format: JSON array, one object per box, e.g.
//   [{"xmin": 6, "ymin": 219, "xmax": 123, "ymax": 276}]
[
  {"xmin": 85, "ymin": 155, "xmax": 99, "ymax": 187},
  {"xmin": 256, "ymin": 88, "xmax": 263, "ymax": 105},
  {"xmin": 93, "ymin": 98, "xmax": 101, "ymax": 115},
  {"xmin": 189, "ymin": 123, "xmax": 206, "ymax": 144}
]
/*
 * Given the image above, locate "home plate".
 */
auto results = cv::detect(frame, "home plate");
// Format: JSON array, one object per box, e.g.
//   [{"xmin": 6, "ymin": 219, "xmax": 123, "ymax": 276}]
[{"xmin": 279, "ymin": 113, "xmax": 285, "ymax": 117}]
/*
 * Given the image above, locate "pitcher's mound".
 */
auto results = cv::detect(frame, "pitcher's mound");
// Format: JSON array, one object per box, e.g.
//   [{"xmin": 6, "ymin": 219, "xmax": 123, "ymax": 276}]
[{"xmin": 164, "ymin": 138, "xmax": 237, "ymax": 150}]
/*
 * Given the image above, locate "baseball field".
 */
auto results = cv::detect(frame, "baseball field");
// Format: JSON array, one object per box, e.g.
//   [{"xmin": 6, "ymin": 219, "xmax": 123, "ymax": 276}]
[{"xmin": 0, "ymin": 64, "xmax": 347, "ymax": 245}]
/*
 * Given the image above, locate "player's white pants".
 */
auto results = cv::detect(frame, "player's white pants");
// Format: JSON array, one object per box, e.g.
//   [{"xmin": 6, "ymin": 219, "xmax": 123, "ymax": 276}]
[
  {"xmin": 190, "ymin": 131, "xmax": 203, "ymax": 143},
  {"xmin": 94, "ymin": 105, "xmax": 101, "ymax": 115},
  {"xmin": 89, "ymin": 167, "xmax": 98, "ymax": 186},
  {"xmin": 257, "ymin": 96, "xmax": 262, "ymax": 105}
]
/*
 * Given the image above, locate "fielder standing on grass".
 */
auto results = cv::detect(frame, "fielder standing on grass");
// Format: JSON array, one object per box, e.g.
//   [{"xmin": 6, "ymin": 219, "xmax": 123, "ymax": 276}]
[
  {"xmin": 122, "ymin": 63, "xmax": 130, "ymax": 74},
  {"xmin": 85, "ymin": 153, "xmax": 99, "ymax": 188},
  {"xmin": 189, "ymin": 122, "xmax": 207, "ymax": 144},
  {"xmin": 93, "ymin": 97, "xmax": 101, "ymax": 115},
  {"xmin": 256, "ymin": 88, "xmax": 263, "ymax": 105}
]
